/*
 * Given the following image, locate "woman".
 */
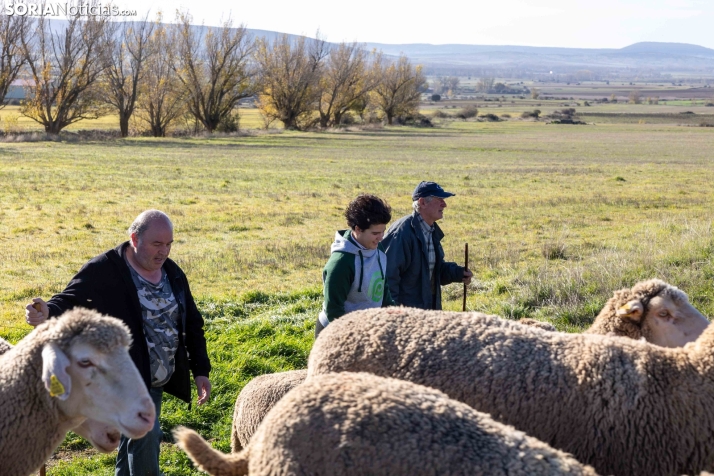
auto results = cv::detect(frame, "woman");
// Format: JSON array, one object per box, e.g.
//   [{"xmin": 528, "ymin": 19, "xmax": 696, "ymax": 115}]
[{"xmin": 316, "ymin": 195, "xmax": 395, "ymax": 337}]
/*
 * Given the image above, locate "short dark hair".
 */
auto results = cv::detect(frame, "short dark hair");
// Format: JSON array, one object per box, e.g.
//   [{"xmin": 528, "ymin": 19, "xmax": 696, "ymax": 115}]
[{"xmin": 345, "ymin": 195, "xmax": 392, "ymax": 230}]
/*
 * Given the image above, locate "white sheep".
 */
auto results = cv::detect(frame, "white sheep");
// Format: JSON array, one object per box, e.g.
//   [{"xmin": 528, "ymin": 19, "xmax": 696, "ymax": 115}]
[
  {"xmin": 0, "ymin": 335, "xmax": 123, "ymax": 454},
  {"xmin": 177, "ymin": 372, "xmax": 598, "ymax": 475},
  {"xmin": 229, "ymin": 279, "xmax": 708, "ymax": 452},
  {"xmin": 585, "ymin": 278, "xmax": 709, "ymax": 345},
  {"xmin": 0, "ymin": 308, "xmax": 157, "ymax": 476},
  {"xmin": 230, "ymin": 369, "xmax": 307, "ymax": 452},
  {"xmin": 309, "ymin": 306, "xmax": 714, "ymax": 476}
]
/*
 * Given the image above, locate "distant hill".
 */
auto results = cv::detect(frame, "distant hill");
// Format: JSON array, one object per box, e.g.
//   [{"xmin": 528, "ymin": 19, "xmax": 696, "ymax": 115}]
[
  {"xmin": 40, "ymin": 19, "xmax": 714, "ymax": 79},
  {"xmin": 618, "ymin": 42, "xmax": 714, "ymax": 57}
]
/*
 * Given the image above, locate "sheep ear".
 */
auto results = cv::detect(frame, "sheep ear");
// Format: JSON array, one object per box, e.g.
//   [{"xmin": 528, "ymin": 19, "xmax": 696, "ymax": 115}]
[
  {"xmin": 616, "ymin": 300, "xmax": 644, "ymax": 323},
  {"xmin": 41, "ymin": 343, "xmax": 71, "ymax": 400}
]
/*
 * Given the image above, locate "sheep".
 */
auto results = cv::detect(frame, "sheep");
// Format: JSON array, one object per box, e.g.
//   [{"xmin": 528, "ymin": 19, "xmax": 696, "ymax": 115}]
[
  {"xmin": 176, "ymin": 372, "xmax": 598, "ymax": 476},
  {"xmin": 584, "ymin": 278, "xmax": 709, "ymax": 346},
  {"xmin": 0, "ymin": 308, "xmax": 156, "ymax": 476},
  {"xmin": 308, "ymin": 307, "xmax": 714, "ymax": 476},
  {"xmin": 0, "ymin": 336, "xmax": 12, "ymax": 355},
  {"xmin": 228, "ymin": 279, "xmax": 706, "ymax": 453},
  {"xmin": 1, "ymin": 335, "xmax": 123, "ymax": 454},
  {"xmin": 230, "ymin": 369, "xmax": 307, "ymax": 452},
  {"xmin": 517, "ymin": 318, "xmax": 557, "ymax": 331}
]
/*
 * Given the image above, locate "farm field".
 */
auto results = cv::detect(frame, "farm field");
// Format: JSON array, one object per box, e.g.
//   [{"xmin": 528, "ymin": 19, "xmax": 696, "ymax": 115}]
[{"xmin": 1, "ymin": 118, "xmax": 714, "ymax": 473}]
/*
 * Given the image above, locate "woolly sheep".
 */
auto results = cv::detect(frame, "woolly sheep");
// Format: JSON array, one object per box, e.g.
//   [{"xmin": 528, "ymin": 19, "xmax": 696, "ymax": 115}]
[
  {"xmin": 585, "ymin": 278, "xmax": 709, "ymax": 346},
  {"xmin": 309, "ymin": 307, "xmax": 714, "ymax": 476},
  {"xmin": 517, "ymin": 318, "xmax": 557, "ymax": 331},
  {"xmin": 228, "ymin": 279, "xmax": 706, "ymax": 452},
  {"xmin": 0, "ymin": 308, "xmax": 156, "ymax": 476},
  {"xmin": 0, "ymin": 335, "xmax": 123, "ymax": 454},
  {"xmin": 230, "ymin": 369, "xmax": 307, "ymax": 452},
  {"xmin": 177, "ymin": 372, "xmax": 598, "ymax": 476}
]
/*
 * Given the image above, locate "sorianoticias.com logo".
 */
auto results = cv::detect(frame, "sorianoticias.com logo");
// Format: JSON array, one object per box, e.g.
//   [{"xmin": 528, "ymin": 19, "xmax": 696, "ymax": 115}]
[{"xmin": 5, "ymin": 2, "xmax": 137, "ymax": 16}]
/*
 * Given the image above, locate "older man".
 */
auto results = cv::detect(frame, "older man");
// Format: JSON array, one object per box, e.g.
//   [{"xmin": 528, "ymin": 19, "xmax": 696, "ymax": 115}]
[
  {"xmin": 25, "ymin": 209, "xmax": 211, "ymax": 476},
  {"xmin": 381, "ymin": 181, "xmax": 472, "ymax": 310}
]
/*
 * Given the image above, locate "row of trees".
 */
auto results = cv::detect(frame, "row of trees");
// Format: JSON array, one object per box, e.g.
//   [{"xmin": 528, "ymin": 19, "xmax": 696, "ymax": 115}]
[{"xmin": 0, "ymin": 2, "xmax": 426, "ymax": 136}]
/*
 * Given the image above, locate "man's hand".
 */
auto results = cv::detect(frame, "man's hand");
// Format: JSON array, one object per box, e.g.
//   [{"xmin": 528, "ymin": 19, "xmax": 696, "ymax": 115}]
[
  {"xmin": 195, "ymin": 376, "xmax": 212, "ymax": 405},
  {"xmin": 462, "ymin": 268, "xmax": 473, "ymax": 286},
  {"xmin": 25, "ymin": 298, "xmax": 49, "ymax": 327}
]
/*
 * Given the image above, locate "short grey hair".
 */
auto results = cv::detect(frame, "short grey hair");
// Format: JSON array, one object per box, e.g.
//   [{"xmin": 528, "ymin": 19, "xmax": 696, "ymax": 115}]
[
  {"xmin": 412, "ymin": 196, "xmax": 434, "ymax": 213},
  {"xmin": 127, "ymin": 209, "xmax": 173, "ymax": 238}
]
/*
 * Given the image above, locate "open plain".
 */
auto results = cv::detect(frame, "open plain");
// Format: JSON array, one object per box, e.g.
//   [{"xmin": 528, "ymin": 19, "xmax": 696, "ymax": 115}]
[{"xmin": 1, "ymin": 106, "xmax": 714, "ymax": 473}]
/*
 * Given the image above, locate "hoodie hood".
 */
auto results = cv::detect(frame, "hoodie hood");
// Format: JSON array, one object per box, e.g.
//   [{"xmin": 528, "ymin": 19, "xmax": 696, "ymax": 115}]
[{"xmin": 331, "ymin": 230, "xmax": 380, "ymax": 257}]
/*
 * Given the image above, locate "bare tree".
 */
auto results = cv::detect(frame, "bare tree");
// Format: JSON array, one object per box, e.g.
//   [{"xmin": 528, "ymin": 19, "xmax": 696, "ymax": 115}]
[
  {"xmin": 135, "ymin": 18, "xmax": 184, "ymax": 137},
  {"xmin": 477, "ymin": 77, "xmax": 495, "ymax": 92},
  {"xmin": 174, "ymin": 13, "xmax": 256, "ymax": 133},
  {"xmin": 255, "ymin": 34, "xmax": 328, "ymax": 130},
  {"xmin": 0, "ymin": 3, "xmax": 31, "ymax": 107},
  {"xmin": 371, "ymin": 54, "xmax": 426, "ymax": 125},
  {"xmin": 102, "ymin": 15, "xmax": 155, "ymax": 137},
  {"xmin": 317, "ymin": 42, "xmax": 378, "ymax": 128},
  {"xmin": 628, "ymin": 90, "xmax": 642, "ymax": 104},
  {"xmin": 21, "ymin": 2, "xmax": 111, "ymax": 134},
  {"xmin": 445, "ymin": 76, "xmax": 460, "ymax": 94}
]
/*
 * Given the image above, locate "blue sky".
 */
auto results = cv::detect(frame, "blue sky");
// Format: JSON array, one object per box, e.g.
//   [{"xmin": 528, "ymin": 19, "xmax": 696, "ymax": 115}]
[{"xmin": 117, "ymin": 0, "xmax": 714, "ymax": 49}]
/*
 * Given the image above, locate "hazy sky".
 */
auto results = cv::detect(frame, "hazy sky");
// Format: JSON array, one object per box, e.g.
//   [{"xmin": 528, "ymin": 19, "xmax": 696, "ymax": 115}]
[{"xmin": 116, "ymin": 0, "xmax": 714, "ymax": 49}]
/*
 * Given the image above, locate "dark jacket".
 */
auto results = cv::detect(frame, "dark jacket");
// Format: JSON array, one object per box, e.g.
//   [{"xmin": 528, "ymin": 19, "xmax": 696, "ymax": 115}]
[
  {"xmin": 47, "ymin": 242, "xmax": 211, "ymax": 404},
  {"xmin": 381, "ymin": 212, "xmax": 464, "ymax": 310}
]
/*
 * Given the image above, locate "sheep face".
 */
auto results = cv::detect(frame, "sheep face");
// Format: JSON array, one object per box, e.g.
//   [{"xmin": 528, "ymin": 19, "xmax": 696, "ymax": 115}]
[
  {"xmin": 73, "ymin": 419, "xmax": 122, "ymax": 453},
  {"xmin": 43, "ymin": 340, "xmax": 155, "ymax": 440},
  {"xmin": 632, "ymin": 294, "xmax": 710, "ymax": 348}
]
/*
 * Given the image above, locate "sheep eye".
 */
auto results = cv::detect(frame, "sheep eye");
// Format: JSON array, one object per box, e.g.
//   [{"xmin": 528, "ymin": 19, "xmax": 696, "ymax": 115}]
[
  {"xmin": 77, "ymin": 359, "xmax": 94, "ymax": 368},
  {"xmin": 658, "ymin": 310, "xmax": 669, "ymax": 317}
]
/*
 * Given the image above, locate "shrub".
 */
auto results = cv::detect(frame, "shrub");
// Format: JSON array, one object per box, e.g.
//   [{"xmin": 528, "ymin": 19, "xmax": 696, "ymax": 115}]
[
  {"xmin": 521, "ymin": 109, "xmax": 541, "ymax": 119},
  {"xmin": 431, "ymin": 109, "xmax": 450, "ymax": 119},
  {"xmin": 456, "ymin": 105, "xmax": 478, "ymax": 119},
  {"xmin": 431, "ymin": 94, "xmax": 441, "ymax": 102},
  {"xmin": 479, "ymin": 113, "xmax": 500, "ymax": 122},
  {"xmin": 500, "ymin": 113, "xmax": 511, "ymax": 119},
  {"xmin": 216, "ymin": 112, "xmax": 240, "ymax": 133}
]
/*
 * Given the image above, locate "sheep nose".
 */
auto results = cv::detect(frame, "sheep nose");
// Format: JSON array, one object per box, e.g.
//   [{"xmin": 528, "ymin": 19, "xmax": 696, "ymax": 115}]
[{"xmin": 138, "ymin": 396, "xmax": 156, "ymax": 424}]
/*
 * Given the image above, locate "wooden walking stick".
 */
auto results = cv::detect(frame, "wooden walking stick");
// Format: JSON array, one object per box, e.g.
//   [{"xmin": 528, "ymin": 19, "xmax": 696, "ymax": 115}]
[{"xmin": 462, "ymin": 243, "xmax": 469, "ymax": 312}]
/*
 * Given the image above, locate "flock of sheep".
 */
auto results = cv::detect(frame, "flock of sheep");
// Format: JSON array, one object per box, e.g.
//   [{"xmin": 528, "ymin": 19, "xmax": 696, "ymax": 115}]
[{"xmin": 1, "ymin": 279, "xmax": 713, "ymax": 475}]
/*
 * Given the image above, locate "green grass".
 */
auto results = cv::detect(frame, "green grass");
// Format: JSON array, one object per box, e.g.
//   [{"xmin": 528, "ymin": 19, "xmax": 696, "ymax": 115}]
[{"xmin": 1, "ymin": 119, "xmax": 714, "ymax": 472}]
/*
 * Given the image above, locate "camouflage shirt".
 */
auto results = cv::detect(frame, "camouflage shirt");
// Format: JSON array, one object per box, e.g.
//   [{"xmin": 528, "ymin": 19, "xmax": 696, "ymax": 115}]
[{"xmin": 126, "ymin": 259, "xmax": 180, "ymax": 388}]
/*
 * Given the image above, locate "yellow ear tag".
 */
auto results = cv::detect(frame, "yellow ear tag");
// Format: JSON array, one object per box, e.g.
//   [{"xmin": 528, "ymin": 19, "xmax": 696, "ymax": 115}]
[{"xmin": 49, "ymin": 374, "xmax": 65, "ymax": 397}]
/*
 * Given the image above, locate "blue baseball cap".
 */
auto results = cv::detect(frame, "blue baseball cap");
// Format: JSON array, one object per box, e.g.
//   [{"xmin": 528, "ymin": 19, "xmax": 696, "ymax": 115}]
[{"xmin": 412, "ymin": 181, "xmax": 455, "ymax": 201}]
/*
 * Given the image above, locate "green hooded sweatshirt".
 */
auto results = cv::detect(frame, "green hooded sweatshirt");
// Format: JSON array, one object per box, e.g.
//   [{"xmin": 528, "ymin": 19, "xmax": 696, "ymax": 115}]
[{"xmin": 319, "ymin": 229, "xmax": 395, "ymax": 328}]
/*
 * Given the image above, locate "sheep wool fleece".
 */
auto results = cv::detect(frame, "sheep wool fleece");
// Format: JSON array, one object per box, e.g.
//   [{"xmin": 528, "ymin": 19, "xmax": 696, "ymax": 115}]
[
  {"xmin": 308, "ymin": 307, "xmax": 714, "ymax": 476},
  {"xmin": 177, "ymin": 372, "xmax": 597, "ymax": 476},
  {"xmin": 319, "ymin": 229, "xmax": 393, "ymax": 326}
]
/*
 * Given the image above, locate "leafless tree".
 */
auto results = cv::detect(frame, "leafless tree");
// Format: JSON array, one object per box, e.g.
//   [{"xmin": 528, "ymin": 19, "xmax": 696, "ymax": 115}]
[
  {"xmin": 21, "ymin": 1, "xmax": 111, "ymax": 134},
  {"xmin": 255, "ymin": 33, "xmax": 328, "ymax": 130},
  {"xmin": 135, "ymin": 17, "xmax": 184, "ymax": 137},
  {"xmin": 0, "ymin": 3, "xmax": 31, "ymax": 107},
  {"xmin": 174, "ymin": 12, "xmax": 256, "ymax": 133},
  {"xmin": 477, "ymin": 76, "xmax": 495, "ymax": 92},
  {"xmin": 317, "ymin": 43, "xmax": 378, "ymax": 127},
  {"xmin": 371, "ymin": 54, "xmax": 426, "ymax": 125},
  {"xmin": 102, "ymin": 15, "xmax": 155, "ymax": 137}
]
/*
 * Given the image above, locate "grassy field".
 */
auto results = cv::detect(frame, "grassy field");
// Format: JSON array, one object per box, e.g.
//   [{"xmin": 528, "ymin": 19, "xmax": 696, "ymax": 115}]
[{"xmin": 1, "ymin": 117, "xmax": 714, "ymax": 473}]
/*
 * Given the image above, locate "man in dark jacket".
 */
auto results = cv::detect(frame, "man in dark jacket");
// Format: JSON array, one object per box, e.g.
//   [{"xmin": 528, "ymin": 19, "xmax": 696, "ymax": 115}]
[
  {"xmin": 381, "ymin": 181, "xmax": 472, "ymax": 310},
  {"xmin": 25, "ymin": 209, "xmax": 211, "ymax": 476}
]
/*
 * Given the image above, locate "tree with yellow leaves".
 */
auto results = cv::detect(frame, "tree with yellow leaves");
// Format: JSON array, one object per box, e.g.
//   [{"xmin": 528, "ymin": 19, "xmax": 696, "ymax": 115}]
[
  {"xmin": 255, "ymin": 34, "xmax": 328, "ymax": 130},
  {"xmin": 371, "ymin": 54, "xmax": 426, "ymax": 125},
  {"xmin": 21, "ymin": 1, "xmax": 111, "ymax": 134}
]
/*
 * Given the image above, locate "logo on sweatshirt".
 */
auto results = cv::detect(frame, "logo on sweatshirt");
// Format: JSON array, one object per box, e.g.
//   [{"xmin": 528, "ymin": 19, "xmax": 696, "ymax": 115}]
[{"xmin": 368, "ymin": 274, "xmax": 384, "ymax": 302}]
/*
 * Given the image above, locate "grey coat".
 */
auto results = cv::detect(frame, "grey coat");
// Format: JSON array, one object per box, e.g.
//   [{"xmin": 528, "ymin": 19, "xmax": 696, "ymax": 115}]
[{"xmin": 381, "ymin": 212, "xmax": 464, "ymax": 309}]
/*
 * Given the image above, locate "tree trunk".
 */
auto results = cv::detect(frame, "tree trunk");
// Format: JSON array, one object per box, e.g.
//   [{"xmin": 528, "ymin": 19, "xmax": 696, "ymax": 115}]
[
  {"xmin": 386, "ymin": 112, "xmax": 393, "ymax": 125},
  {"xmin": 119, "ymin": 115, "xmax": 130, "ymax": 138}
]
